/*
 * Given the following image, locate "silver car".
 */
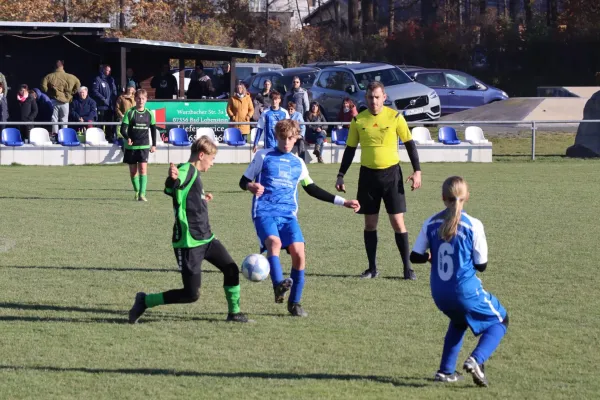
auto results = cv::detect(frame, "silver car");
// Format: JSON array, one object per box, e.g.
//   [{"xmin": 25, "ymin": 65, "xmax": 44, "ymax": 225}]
[{"xmin": 310, "ymin": 63, "xmax": 441, "ymax": 122}]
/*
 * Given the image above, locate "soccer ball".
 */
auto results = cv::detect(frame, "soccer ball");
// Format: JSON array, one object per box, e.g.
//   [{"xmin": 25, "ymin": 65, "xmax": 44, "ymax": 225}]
[{"xmin": 241, "ymin": 254, "xmax": 270, "ymax": 282}]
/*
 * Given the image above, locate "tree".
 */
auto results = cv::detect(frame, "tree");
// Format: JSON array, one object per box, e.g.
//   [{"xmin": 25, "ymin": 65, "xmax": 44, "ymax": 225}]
[{"xmin": 348, "ymin": 0, "xmax": 359, "ymax": 36}]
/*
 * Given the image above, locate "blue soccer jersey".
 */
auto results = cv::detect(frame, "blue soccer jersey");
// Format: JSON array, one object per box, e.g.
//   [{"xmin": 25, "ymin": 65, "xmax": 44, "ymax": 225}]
[
  {"xmin": 243, "ymin": 148, "xmax": 313, "ymax": 219},
  {"xmin": 413, "ymin": 211, "xmax": 488, "ymax": 302},
  {"xmin": 254, "ymin": 108, "xmax": 290, "ymax": 149}
]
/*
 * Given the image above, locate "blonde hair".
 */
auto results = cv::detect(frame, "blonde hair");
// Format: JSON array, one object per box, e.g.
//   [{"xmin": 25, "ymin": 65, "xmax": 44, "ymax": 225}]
[
  {"xmin": 275, "ymin": 119, "xmax": 299, "ymax": 140},
  {"xmin": 439, "ymin": 176, "xmax": 469, "ymax": 242},
  {"xmin": 135, "ymin": 89, "xmax": 148, "ymax": 98},
  {"xmin": 191, "ymin": 136, "xmax": 218, "ymax": 156}
]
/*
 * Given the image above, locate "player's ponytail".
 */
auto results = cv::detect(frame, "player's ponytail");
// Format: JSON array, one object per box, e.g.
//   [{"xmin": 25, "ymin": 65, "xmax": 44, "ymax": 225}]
[{"xmin": 439, "ymin": 176, "xmax": 469, "ymax": 242}]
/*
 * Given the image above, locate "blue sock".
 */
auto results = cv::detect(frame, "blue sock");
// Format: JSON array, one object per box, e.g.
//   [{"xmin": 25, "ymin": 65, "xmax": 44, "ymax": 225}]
[
  {"xmin": 289, "ymin": 268, "xmax": 305, "ymax": 304},
  {"xmin": 471, "ymin": 323, "xmax": 507, "ymax": 365},
  {"xmin": 267, "ymin": 255, "xmax": 284, "ymax": 287},
  {"xmin": 439, "ymin": 321, "xmax": 467, "ymax": 374}
]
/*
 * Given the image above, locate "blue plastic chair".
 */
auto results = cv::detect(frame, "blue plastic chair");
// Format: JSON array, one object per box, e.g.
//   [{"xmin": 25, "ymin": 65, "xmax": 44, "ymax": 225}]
[
  {"xmin": 438, "ymin": 127, "xmax": 461, "ymax": 145},
  {"xmin": 223, "ymin": 128, "xmax": 246, "ymax": 146},
  {"xmin": 1, "ymin": 128, "xmax": 24, "ymax": 146},
  {"xmin": 168, "ymin": 128, "xmax": 191, "ymax": 146},
  {"xmin": 331, "ymin": 128, "xmax": 348, "ymax": 146},
  {"xmin": 58, "ymin": 128, "xmax": 80, "ymax": 146}
]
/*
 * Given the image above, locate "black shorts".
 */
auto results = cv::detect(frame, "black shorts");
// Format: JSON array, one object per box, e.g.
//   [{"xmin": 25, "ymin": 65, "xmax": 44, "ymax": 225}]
[
  {"xmin": 174, "ymin": 239, "xmax": 237, "ymax": 276},
  {"xmin": 123, "ymin": 149, "xmax": 149, "ymax": 164},
  {"xmin": 357, "ymin": 164, "xmax": 406, "ymax": 215}
]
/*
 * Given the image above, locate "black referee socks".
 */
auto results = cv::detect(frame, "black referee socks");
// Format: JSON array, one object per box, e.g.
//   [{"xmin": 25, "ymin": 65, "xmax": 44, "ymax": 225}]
[
  {"xmin": 395, "ymin": 232, "xmax": 411, "ymax": 271},
  {"xmin": 364, "ymin": 230, "xmax": 378, "ymax": 271}
]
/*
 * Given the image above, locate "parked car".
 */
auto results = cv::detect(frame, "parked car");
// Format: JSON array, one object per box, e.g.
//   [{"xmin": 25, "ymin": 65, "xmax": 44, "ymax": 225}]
[
  {"xmin": 245, "ymin": 67, "xmax": 320, "ymax": 99},
  {"xmin": 310, "ymin": 63, "xmax": 441, "ymax": 122},
  {"xmin": 173, "ymin": 63, "xmax": 284, "ymax": 94},
  {"xmin": 301, "ymin": 61, "xmax": 360, "ymax": 70},
  {"xmin": 401, "ymin": 68, "xmax": 508, "ymax": 115}
]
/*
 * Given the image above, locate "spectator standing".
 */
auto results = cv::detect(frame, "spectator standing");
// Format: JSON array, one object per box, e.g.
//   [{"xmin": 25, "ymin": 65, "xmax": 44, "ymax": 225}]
[
  {"xmin": 0, "ymin": 82, "xmax": 8, "ymax": 131},
  {"xmin": 41, "ymin": 60, "xmax": 81, "ymax": 136},
  {"xmin": 92, "ymin": 64, "xmax": 118, "ymax": 142},
  {"xmin": 124, "ymin": 68, "xmax": 141, "ymax": 91},
  {"xmin": 337, "ymin": 97, "xmax": 358, "ymax": 129},
  {"xmin": 226, "ymin": 81, "xmax": 254, "ymax": 142},
  {"xmin": 0, "ymin": 72, "xmax": 8, "ymax": 97},
  {"xmin": 304, "ymin": 101, "xmax": 327, "ymax": 163},
  {"xmin": 254, "ymin": 79, "xmax": 273, "ymax": 119},
  {"xmin": 70, "ymin": 86, "xmax": 98, "ymax": 131},
  {"xmin": 32, "ymin": 88, "xmax": 53, "ymax": 123},
  {"xmin": 151, "ymin": 64, "xmax": 178, "ymax": 100},
  {"xmin": 17, "ymin": 85, "xmax": 38, "ymax": 142},
  {"xmin": 187, "ymin": 62, "xmax": 214, "ymax": 99},
  {"xmin": 284, "ymin": 76, "xmax": 310, "ymax": 116},
  {"xmin": 116, "ymin": 82, "xmax": 137, "ymax": 139},
  {"xmin": 287, "ymin": 101, "xmax": 306, "ymax": 160},
  {"xmin": 221, "ymin": 62, "xmax": 231, "ymax": 95}
]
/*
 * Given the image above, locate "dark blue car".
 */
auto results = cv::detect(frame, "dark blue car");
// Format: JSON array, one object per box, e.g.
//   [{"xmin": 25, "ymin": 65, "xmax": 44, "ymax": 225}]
[{"xmin": 401, "ymin": 68, "xmax": 509, "ymax": 115}]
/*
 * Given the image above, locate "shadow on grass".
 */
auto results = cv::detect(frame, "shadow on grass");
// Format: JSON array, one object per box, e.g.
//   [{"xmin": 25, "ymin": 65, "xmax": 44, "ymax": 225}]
[
  {"xmin": 0, "ymin": 196, "xmax": 126, "ymax": 201},
  {"xmin": 0, "ymin": 314, "xmax": 223, "ymax": 324},
  {"xmin": 1, "ymin": 265, "xmax": 221, "ymax": 274},
  {"xmin": 0, "ymin": 365, "xmax": 427, "ymax": 387}
]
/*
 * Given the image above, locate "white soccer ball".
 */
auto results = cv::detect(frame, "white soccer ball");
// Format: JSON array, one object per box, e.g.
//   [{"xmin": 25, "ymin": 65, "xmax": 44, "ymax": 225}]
[{"xmin": 241, "ymin": 254, "xmax": 270, "ymax": 282}]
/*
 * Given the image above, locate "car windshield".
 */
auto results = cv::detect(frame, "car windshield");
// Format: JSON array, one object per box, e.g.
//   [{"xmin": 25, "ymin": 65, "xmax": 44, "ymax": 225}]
[
  {"xmin": 275, "ymin": 72, "xmax": 317, "ymax": 92},
  {"xmin": 354, "ymin": 67, "xmax": 412, "ymax": 90}
]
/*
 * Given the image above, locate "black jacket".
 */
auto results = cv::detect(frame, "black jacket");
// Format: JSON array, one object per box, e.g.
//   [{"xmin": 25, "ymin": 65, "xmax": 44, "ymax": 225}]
[
  {"xmin": 187, "ymin": 72, "xmax": 214, "ymax": 99},
  {"xmin": 151, "ymin": 73, "xmax": 178, "ymax": 99},
  {"xmin": 19, "ymin": 94, "xmax": 38, "ymax": 122}
]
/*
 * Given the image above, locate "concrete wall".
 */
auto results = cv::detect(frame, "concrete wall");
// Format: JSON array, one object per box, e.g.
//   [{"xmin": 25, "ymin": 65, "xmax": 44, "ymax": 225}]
[{"xmin": 0, "ymin": 142, "xmax": 492, "ymax": 165}]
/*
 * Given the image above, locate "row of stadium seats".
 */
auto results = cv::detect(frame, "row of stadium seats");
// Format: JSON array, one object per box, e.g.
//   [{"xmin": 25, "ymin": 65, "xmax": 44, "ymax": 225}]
[
  {"xmin": 2, "ymin": 125, "xmax": 490, "ymax": 148},
  {"xmin": 412, "ymin": 126, "xmax": 490, "ymax": 145}
]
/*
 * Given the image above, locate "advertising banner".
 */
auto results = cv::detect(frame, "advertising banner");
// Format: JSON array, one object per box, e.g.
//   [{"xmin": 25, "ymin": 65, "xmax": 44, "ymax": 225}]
[{"xmin": 146, "ymin": 100, "xmax": 229, "ymax": 142}]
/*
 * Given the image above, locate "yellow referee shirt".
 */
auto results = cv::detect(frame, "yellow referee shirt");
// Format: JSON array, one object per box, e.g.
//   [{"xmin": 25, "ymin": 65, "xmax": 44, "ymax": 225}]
[{"xmin": 347, "ymin": 107, "xmax": 412, "ymax": 170}]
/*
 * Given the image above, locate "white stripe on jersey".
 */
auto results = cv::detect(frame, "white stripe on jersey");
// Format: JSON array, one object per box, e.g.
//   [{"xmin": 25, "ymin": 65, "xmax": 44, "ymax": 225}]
[{"xmin": 482, "ymin": 288, "xmax": 504, "ymax": 322}]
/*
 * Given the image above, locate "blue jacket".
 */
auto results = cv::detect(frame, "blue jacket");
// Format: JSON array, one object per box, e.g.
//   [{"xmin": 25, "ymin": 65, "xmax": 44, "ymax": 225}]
[
  {"xmin": 254, "ymin": 107, "xmax": 289, "ymax": 149},
  {"xmin": 70, "ymin": 96, "xmax": 98, "ymax": 121},
  {"xmin": 289, "ymin": 111, "xmax": 305, "ymax": 137},
  {"xmin": 33, "ymin": 88, "xmax": 53, "ymax": 122},
  {"xmin": 91, "ymin": 74, "xmax": 117, "ymax": 110}
]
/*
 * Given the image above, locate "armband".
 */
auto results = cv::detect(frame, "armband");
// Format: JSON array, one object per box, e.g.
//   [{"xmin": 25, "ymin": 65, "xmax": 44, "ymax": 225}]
[{"xmin": 334, "ymin": 196, "xmax": 346, "ymax": 206}]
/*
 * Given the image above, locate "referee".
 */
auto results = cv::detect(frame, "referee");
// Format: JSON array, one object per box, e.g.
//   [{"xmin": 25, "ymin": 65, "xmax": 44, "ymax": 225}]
[{"xmin": 335, "ymin": 81, "xmax": 422, "ymax": 280}]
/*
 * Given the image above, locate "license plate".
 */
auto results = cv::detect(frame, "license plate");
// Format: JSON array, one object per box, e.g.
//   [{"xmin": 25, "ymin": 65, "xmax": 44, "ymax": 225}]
[{"xmin": 404, "ymin": 107, "xmax": 424, "ymax": 116}]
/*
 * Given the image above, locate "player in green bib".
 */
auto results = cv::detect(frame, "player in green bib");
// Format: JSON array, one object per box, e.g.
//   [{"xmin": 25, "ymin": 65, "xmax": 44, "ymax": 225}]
[
  {"xmin": 128, "ymin": 137, "xmax": 250, "ymax": 323},
  {"xmin": 120, "ymin": 89, "xmax": 157, "ymax": 201}
]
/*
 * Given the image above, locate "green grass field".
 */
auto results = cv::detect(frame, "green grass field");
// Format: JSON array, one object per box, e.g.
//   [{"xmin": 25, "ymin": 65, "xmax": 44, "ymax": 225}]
[{"xmin": 1, "ymin": 160, "xmax": 599, "ymax": 399}]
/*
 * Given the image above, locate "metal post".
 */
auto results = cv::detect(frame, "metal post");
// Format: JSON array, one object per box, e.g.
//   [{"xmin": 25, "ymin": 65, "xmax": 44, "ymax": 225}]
[
  {"xmin": 531, "ymin": 121, "xmax": 536, "ymax": 160},
  {"xmin": 120, "ymin": 46, "xmax": 127, "ymax": 92}
]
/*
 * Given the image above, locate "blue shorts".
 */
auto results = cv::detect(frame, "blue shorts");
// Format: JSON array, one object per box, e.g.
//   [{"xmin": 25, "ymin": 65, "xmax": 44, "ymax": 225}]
[
  {"xmin": 435, "ymin": 288, "xmax": 507, "ymax": 336},
  {"xmin": 254, "ymin": 216, "xmax": 304, "ymax": 253}
]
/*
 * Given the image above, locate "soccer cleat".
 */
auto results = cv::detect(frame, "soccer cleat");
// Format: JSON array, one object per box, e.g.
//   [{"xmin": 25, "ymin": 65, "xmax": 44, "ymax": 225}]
[
  {"xmin": 138, "ymin": 194, "xmax": 148, "ymax": 202},
  {"xmin": 360, "ymin": 269, "xmax": 379, "ymax": 279},
  {"xmin": 288, "ymin": 302, "xmax": 308, "ymax": 317},
  {"xmin": 273, "ymin": 278, "xmax": 293, "ymax": 303},
  {"xmin": 128, "ymin": 292, "xmax": 147, "ymax": 324},
  {"xmin": 434, "ymin": 371, "xmax": 465, "ymax": 383},
  {"xmin": 463, "ymin": 356, "xmax": 488, "ymax": 387},
  {"xmin": 226, "ymin": 312, "xmax": 253, "ymax": 323},
  {"xmin": 404, "ymin": 268, "xmax": 417, "ymax": 280}
]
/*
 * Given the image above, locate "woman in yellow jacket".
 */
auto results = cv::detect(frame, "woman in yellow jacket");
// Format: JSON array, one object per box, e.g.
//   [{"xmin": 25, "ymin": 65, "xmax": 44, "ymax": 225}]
[{"xmin": 226, "ymin": 81, "xmax": 254, "ymax": 142}]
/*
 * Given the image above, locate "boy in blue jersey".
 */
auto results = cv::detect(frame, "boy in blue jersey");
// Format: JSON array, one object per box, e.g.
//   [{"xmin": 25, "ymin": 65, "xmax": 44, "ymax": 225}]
[
  {"xmin": 410, "ymin": 176, "xmax": 508, "ymax": 387},
  {"xmin": 240, "ymin": 119, "xmax": 360, "ymax": 317},
  {"xmin": 252, "ymin": 91, "xmax": 289, "ymax": 153}
]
